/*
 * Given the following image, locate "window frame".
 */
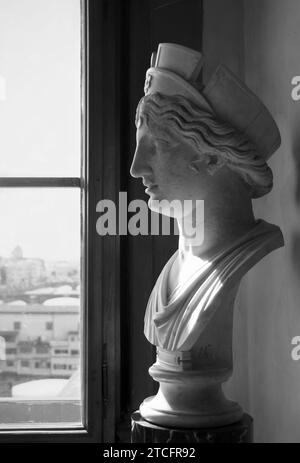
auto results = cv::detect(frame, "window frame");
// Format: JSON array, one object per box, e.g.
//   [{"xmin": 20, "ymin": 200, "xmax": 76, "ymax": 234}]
[{"xmin": 0, "ymin": 0, "xmax": 122, "ymax": 443}]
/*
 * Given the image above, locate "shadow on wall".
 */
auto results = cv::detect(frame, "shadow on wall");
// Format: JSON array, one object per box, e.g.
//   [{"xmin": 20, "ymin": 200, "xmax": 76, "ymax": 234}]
[
  {"xmin": 241, "ymin": 0, "xmax": 300, "ymax": 443},
  {"xmin": 291, "ymin": 114, "xmax": 300, "ymax": 276}
]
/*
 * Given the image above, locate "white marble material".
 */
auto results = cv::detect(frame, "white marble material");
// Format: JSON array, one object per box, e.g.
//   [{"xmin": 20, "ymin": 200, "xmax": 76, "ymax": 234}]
[
  {"xmin": 140, "ymin": 220, "xmax": 283, "ymax": 427},
  {"xmin": 130, "ymin": 43, "xmax": 284, "ymax": 428}
]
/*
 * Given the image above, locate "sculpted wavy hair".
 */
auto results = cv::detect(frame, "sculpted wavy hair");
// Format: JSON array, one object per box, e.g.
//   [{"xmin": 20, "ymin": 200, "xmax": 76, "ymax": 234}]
[{"xmin": 135, "ymin": 92, "xmax": 273, "ymax": 198}]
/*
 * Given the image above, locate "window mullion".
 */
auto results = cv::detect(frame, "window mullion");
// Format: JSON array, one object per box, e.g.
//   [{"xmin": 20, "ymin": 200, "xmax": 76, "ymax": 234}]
[{"xmin": 0, "ymin": 178, "xmax": 82, "ymax": 188}]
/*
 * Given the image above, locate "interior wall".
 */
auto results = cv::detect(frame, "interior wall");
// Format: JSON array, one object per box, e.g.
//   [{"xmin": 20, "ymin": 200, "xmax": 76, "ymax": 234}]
[
  {"xmin": 202, "ymin": 0, "xmax": 244, "ymax": 83},
  {"xmin": 204, "ymin": 0, "xmax": 300, "ymax": 443},
  {"xmin": 242, "ymin": 0, "xmax": 300, "ymax": 444}
]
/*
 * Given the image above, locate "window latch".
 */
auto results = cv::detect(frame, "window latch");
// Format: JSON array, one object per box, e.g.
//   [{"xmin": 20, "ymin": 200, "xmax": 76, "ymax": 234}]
[{"xmin": 102, "ymin": 343, "xmax": 108, "ymax": 417}]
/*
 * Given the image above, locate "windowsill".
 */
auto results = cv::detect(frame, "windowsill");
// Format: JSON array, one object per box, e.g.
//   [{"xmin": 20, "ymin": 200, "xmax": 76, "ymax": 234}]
[{"xmin": 0, "ymin": 398, "xmax": 82, "ymax": 427}]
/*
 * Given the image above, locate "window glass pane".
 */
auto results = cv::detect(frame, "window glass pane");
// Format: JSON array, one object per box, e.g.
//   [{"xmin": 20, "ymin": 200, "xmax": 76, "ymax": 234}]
[
  {"xmin": 0, "ymin": 0, "xmax": 80, "ymax": 177},
  {"xmin": 0, "ymin": 189, "xmax": 82, "ymax": 427}
]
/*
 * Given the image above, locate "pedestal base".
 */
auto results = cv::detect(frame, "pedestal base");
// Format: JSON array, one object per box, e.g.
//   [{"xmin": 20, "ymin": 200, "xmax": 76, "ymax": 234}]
[
  {"xmin": 140, "ymin": 364, "xmax": 243, "ymax": 428},
  {"xmin": 131, "ymin": 411, "xmax": 253, "ymax": 443}
]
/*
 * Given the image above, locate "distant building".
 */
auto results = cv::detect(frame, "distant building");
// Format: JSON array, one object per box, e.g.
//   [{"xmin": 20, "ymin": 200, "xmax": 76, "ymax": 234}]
[
  {"xmin": 0, "ymin": 330, "xmax": 80, "ymax": 378},
  {"xmin": 45, "ymin": 261, "xmax": 80, "ymax": 286},
  {"xmin": 0, "ymin": 247, "xmax": 46, "ymax": 295},
  {"xmin": 0, "ymin": 248, "xmax": 81, "ymax": 393},
  {"xmin": 50, "ymin": 332, "xmax": 80, "ymax": 377},
  {"xmin": 0, "ymin": 302, "xmax": 79, "ymax": 342},
  {"xmin": 17, "ymin": 338, "xmax": 51, "ymax": 376},
  {"xmin": 0, "ymin": 331, "xmax": 19, "ymax": 373},
  {"xmin": 11, "ymin": 246, "xmax": 23, "ymax": 260}
]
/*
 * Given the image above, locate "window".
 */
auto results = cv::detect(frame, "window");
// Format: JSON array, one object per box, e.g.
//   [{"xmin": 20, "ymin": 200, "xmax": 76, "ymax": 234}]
[
  {"xmin": 19, "ymin": 344, "xmax": 33, "ymax": 354},
  {"xmin": 0, "ymin": 0, "xmax": 83, "ymax": 430},
  {"xmin": 54, "ymin": 349, "xmax": 69, "ymax": 355},
  {"xmin": 35, "ymin": 343, "xmax": 49, "ymax": 354},
  {"xmin": 6, "ymin": 361, "xmax": 14, "ymax": 367},
  {"xmin": 20, "ymin": 360, "xmax": 30, "ymax": 368},
  {"xmin": 0, "ymin": 0, "xmax": 120, "ymax": 443},
  {"xmin": 53, "ymin": 364, "xmax": 67, "ymax": 370},
  {"xmin": 5, "ymin": 348, "xmax": 16, "ymax": 355},
  {"xmin": 71, "ymin": 350, "xmax": 79, "ymax": 356}
]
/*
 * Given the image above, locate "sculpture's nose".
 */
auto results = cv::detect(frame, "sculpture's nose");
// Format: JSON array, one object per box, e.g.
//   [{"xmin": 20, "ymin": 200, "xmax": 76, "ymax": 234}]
[{"xmin": 130, "ymin": 144, "xmax": 151, "ymax": 178}]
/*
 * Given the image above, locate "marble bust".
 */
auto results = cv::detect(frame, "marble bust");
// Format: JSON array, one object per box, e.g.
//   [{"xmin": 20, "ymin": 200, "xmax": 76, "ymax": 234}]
[{"xmin": 130, "ymin": 43, "xmax": 284, "ymax": 428}]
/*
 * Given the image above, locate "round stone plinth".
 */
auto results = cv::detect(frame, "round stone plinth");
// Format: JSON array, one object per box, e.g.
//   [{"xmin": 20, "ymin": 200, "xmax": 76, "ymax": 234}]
[
  {"xmin": 139, "ymin": 393, "xmax": 243, "ymax": 429},
  {"xmin": 131, "ymin": 411, "xmax": 253, "ymax": 443}
]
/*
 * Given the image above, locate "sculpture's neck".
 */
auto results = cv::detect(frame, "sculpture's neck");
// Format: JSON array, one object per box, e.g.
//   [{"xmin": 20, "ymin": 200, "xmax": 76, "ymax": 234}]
[{"xmin": 176, "ymin": 187, "xmax": 256, "ymax": 261}]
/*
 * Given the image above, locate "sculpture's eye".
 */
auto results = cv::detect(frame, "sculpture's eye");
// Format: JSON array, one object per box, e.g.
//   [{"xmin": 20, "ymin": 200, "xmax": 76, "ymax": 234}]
[
  {"xmin": 155, "ymin": 136, "xmax": 180, "ymax": 150},
  {"xmin": 154, "ymin": 132, "xmax": 175, "ymax": 148}
]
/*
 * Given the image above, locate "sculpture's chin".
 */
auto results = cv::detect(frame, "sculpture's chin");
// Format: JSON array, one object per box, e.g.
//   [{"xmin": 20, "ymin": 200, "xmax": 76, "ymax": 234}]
[{"xmin": 148, "ymin": 199, "xmax": 176, "ymax": 218}]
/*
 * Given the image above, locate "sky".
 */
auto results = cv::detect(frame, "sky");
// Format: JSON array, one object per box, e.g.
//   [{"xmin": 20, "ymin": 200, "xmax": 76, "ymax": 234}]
[
  {"xmin": 0, "ymin": 0, "xmax": 81, "ymax": 261},
  {"xmin": 0, "ymin": 188, "xmax": 80, "ymax": 262}
]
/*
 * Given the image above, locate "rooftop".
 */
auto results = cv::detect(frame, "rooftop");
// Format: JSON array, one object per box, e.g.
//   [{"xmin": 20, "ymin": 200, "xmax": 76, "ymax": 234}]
[{"xmin": 0, "ymin": 304, "xmax": 79, "ymax": 314}]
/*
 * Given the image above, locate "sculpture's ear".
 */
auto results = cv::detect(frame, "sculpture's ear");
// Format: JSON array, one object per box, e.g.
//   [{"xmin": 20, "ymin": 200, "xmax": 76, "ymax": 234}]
[{"xmin": 189, "ymin": 153, "xmax": 225, "ymax": 175}]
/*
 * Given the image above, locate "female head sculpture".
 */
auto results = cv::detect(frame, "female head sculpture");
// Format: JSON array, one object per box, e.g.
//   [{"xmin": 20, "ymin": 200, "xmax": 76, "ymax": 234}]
[
  {"xmin": 131, "ymin": 42, "xmax": 284, "ymax": 250},
  {"xmin": 130, "ymin": 43, "xmax": 284, "ymax": 429},
  {"xmin": 135, "ymin": 91, "xmax": 274, "ymax": 199}
]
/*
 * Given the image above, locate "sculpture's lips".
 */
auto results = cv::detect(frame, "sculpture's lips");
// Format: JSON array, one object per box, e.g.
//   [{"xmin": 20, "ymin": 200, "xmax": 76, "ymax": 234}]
[{"xmin": 145, "ymin": 184, "xmax": 158, "ymax": 194}]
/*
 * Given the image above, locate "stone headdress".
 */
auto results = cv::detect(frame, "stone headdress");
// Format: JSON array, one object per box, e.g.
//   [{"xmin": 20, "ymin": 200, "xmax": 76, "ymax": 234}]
[{"xmin": 144, "ymin": 43, "xmax": 281, "ymax": 161}]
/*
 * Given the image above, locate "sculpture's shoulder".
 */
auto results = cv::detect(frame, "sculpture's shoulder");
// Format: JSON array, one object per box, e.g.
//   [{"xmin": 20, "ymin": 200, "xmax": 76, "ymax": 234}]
[
  {"xmin": 143, "ymin": 219, "xmax": 284, "ymax": 351},
  {"xmin": 221, "ymin": 218, "xmax": 284, "ymax": 285}
]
